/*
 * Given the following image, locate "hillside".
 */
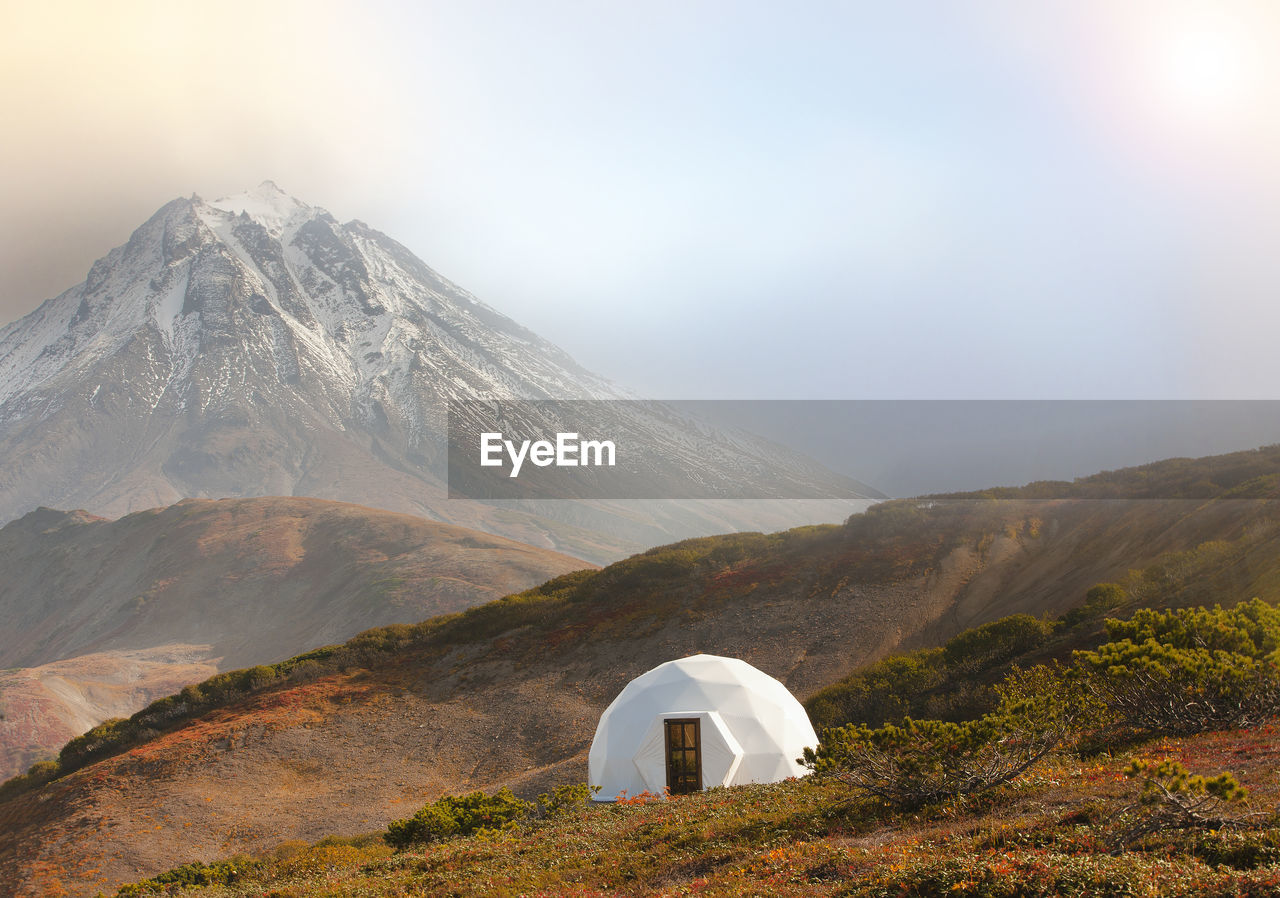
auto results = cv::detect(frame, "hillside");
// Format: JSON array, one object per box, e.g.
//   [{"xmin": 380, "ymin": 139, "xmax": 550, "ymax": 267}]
[
  {"xmin": 103, "ymin": 724, "xmax": 1280, "ymax": 896},
  {"xmin": 0, "ymin": 496, "xmax": 590, "ymax": 780},
  {"xmin": 3, "ymin": 465, "xmax": 1279, "ymax": 894},
  {"xmin": 122, "ymin": 592, "xmax": 1280, "ymax": 897},
  {"xmin": 48, "ymin": 587, "xmax": 1280, "ymax": 897},
  {"xmin": 0, "ymin": 497, "xmax": 591, "ymax": 672},
  {"xmin": 0, "ymin": 646, "xmax": 219, "ymax": 783}
]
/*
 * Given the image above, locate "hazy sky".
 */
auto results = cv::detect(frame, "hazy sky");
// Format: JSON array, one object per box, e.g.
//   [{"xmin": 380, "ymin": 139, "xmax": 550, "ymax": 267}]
[{"xmin": 3, "ymin": 1, "xmax": 1279, "ymax": 399}]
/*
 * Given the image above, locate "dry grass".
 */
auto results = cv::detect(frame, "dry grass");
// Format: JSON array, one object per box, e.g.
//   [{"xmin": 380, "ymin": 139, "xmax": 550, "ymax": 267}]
[{"xmin": 112, "ymin": 723, "xmax": 1280, "ymax": 897}]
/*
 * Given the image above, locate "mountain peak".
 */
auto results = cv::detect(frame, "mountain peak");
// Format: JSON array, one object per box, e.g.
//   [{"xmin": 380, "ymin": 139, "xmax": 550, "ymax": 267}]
[
  {"xmin": 208, "ymin": 181, "xmax": 313, "ymax": 234},
  {"xmin": 0, "ymin": 185, "xmax": 626, "ymax": 521}
]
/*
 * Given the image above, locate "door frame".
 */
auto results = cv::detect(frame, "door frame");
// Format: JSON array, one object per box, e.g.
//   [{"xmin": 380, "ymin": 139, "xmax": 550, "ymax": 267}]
[{"xmin": 664, "ymin": 717, "xmax": 703, "ymax": 795}]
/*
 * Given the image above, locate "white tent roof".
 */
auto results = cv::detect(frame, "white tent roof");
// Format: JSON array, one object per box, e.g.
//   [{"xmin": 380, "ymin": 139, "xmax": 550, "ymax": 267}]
[{"xmin": 588, "ymin": 653, "xmax": 818, "ymax": 801}]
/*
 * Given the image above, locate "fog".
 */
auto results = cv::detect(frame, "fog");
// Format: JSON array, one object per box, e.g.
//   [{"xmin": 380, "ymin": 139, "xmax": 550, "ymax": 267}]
[{"xmin": 4, "ymin": 1, "xmax": 1280, "ymax": 400}]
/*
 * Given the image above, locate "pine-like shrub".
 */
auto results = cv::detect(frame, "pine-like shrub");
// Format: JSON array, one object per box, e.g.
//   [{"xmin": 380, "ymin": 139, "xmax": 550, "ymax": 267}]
[
  {"xmin": 1110, "ymin": 759, "xmax": 1257, "ymax": 849},
  {"xmin": 384, "ymin": 788, "xmax": 531, "ymax": 849},
  {"xmin": 1075, "ymin": 598, "xmax": 1280, "ymax": 736},
  {"xmin": 533, "ymin": 782, "xmax": 599, "ymax": 818},
  {"xmin": 804, "ymin": 664, "xmax": 1083, "ymax": 809},
  {"xmin": 941, "ymin": 614, "xmax": 1055, "ymax": 673}
]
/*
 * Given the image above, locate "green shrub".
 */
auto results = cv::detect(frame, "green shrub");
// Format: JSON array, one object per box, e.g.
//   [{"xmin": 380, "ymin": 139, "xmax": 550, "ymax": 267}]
[
  {"xmin": 246, "ymin": 665, "xmax": 276, "ymax": 689},
  {"xmin": 806, "ymin": 613, "xmax": 1060, "ymax": 732},
  {"xmin": 1110, "ymin": 759, "xmax": 1256, "ymax": 850},
  {"xmin": 534, "ymin": 782, "xmax": 599, "ymax": 818},
  {"xmin": 1061, "ymin": 583, "xmax": 1128, "ymax": 628},
  {"xmin": 1126, "ymin": 758, "xmax": 1249, "ymax": 807},
  {"xmin": 806, "ymin": 649, "xmax": 946, "ymax": 732},
  {"xmin": 804, "ymin": 665, "xmax": 1084, "ymax": 810},
  {"xmin": 853, "ymin": 851, "xmax": 1280, "ymax": 897},
  {"xmin": 1107, "ymin": 598, "xmax": 1280, "ymax": 655},
  {"xmin": 0, "ymin": 759, "xmax": 60, "ymax": 803},
  {"xmin": 1075, "ymin": 599, "xmax": 1280, "ymax": 736},
  {"xmin": 115, "ymin": 858, "xmax": 257, "ymax": 895},
  {"xmin": 24, "ymin": 759, "xmax": 59, "ymax": 780},
  {"xmin": 384, "ymin": 788, "xmax": 532, "ymax": 849},
  {"xmin": 844, "ymin": 499, "xmax": 930, "ymax": 538},
  {"xmin": 59, "ymin": 716, "xmax": 131, "ymax": 768},
  {"xmin": 941, "ymin": 615, "xmax": 1055, "ymax": 673},
  {"xmin": 1186, "ymin": 829, "xmax": 1280, "ymax": 870}
]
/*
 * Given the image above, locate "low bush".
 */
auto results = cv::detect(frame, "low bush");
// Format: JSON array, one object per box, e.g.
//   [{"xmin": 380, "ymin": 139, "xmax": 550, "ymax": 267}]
[
  {"xmin": 850, "ymin": 851, "xmax": 1280, "ymax": 897},
  {"xmin": 1109, "ymin": 759, "xmax": 1257, "ymax": 850},
  {"xmin": 1185, "ymin": 829, "xmax": 1280, "ymax": 871},
  {"xmin": 383, "ymin": 782, "xmax": 599, "ymax": 850},
  {"xmin": 115, "ymin": 858, "xmax": 259, "ymax": 896},
  {"xmin": 0, "ymin": 759, "xmax": 59, "ymax": 803},
  {"xmin": 1061, "ymin": 582, "xmax": 1128, "ymax": 628},
  {"xmin": 1075, "ymin": 599, "xmax": 1280, "ymax": 737},
  {"xmin": 385, "ymin": 788, "xmax": 531, "ymax": 849},
  {"xmin": 59, "ymin": 716, "xmax": 132, "ymax": 769},
  {"xmin": 533, "ymin": 782, "xmax": 599, "ymax": 818},
  {"xmin": 806, "ymin": 649, "xmax": 946, "ymax": 732},
  {"xmin": 804, "ymin": 665, "xmax": 1084, "ymax": 809},
  {"xmin": 941, "ymin": 614, "xmax": 1055, "ymax": 673},
  {"xmin": 1107, "ymin": 598, "xmax": 1280, "ymax": 655},
  {"xmin": 807, "ymin": 613, "xmax": 1059, "ymax": 732}
]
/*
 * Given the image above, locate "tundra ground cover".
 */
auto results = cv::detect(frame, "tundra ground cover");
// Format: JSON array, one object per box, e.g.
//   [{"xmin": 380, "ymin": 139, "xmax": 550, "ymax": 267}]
[
  {"xmin": 112, "ymin": 595, "xmax": 1280, "ymax": 897},
  {"xmin": 112, "ymin": 720, "xmax": 1280, "ymax": 897}
]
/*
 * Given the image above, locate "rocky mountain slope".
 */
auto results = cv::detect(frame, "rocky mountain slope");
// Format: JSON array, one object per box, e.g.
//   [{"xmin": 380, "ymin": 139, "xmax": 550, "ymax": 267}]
[
  {"xmin": 0, "ymin": 183, "xmax": 874, "ymax": 562},
  {"xmin": 5, "ymin": 447, "xmax": 1278, "ymax": 895},
  {"xmin": 0, "ymin": 496, "xmax": 589, "ymax": 780}
]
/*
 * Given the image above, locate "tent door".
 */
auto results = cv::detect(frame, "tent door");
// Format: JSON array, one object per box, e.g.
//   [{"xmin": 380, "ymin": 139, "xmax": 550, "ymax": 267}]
[{"xmin": 664, "ymin": 717, "xmax": 702, "ymax": 795}]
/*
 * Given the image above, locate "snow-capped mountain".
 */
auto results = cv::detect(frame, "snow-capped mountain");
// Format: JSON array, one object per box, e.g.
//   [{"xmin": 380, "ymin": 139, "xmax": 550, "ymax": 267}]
[
  {"xmin": 0, "ymin": 183, "xmax": 613, "ymax": 441},
  {"xmin": 0, "ymin": 183, "xmax": 876, "ymax": 560}
]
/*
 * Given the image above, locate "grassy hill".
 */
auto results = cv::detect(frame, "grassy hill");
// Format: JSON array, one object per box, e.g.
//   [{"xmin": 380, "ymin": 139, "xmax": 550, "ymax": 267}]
[
  {"xmin": 105, "ymin": 724, "xmax": 1280, "ymax": 896},
  {"xmin": 103, "ymin": 594, "xmax": 1280, "ymax": 897},
  {"xmin": 0, "ymin": 496, "xmax": 591, "ymax": 780},
  {"xmin": 4, "ymin": 448, "xmax": 1280, "ymax": 895}
]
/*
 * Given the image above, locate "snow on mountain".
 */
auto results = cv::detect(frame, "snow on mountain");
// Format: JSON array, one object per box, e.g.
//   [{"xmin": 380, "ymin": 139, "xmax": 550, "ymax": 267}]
[
  {"xmin": 0, "ymin": 181, "xmax": 613, "ymax": 426},
  {"xmin": 0, "ymin": 183, "xmax": 873, "ymax": 560}
]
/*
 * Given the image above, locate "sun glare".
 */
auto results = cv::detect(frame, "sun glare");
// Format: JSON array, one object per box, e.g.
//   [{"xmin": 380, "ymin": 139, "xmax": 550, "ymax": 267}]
[{"xmin": 1145, "ymin": 11, "xmax": 1266, "ymax": 124}]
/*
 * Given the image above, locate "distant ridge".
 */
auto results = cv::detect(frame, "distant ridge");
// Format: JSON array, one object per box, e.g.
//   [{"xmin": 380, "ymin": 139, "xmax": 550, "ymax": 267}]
[
  {"xmin": 928, "ymin": 443, "xmax": 1280, "ymax": 500},
  {"xmin": 0, "ymin": 495, "xmax": 591, "ymax": 779},
  {"xmin": 0, "ymin": 495, "xmax": 591, "ymax": 671}
]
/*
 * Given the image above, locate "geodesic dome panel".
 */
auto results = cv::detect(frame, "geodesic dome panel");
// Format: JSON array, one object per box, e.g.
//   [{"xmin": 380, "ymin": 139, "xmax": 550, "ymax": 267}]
[{"xmin": 588, "ymin": 654, "xmax": 818, "ymax": 801}]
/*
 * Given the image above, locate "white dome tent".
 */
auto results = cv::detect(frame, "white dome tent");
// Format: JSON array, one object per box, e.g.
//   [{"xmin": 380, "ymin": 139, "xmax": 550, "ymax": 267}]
[{"xmin": 588, "ymin": 654, "xmax": 818, "ymax": 801}]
